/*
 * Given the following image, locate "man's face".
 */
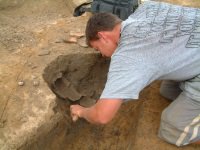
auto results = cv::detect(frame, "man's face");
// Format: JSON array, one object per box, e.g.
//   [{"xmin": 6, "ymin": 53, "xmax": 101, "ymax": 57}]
[{"xmin": 90, "ymin": 37, "xmax": 117, "ymax": 57}]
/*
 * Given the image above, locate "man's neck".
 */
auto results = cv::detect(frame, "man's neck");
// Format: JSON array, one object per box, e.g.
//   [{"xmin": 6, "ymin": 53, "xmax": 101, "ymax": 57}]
[{"xmin": 112, "ymin": 23, "xmax": 122, "ymax": 45}]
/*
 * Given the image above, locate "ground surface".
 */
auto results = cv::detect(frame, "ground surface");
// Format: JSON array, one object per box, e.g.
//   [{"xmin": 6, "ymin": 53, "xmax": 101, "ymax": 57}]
[{"xmin": 0, "ymin": 0, "xmax": 200, "ymax": 150}]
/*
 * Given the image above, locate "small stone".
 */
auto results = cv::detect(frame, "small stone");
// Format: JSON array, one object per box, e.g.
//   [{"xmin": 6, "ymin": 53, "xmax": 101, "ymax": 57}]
[
  {"xmin": 38, "ymin": 50, "xmax": 50, "ymax": 56},
  {"xmin": 63, "ymin": 37, "xmax": 77, "ymax": 43},
  {"xmin": 55, "ymin": 38, "xmax": 63, "ymax": 43},
  {"xmin": 69, "ymin": 30, "xmax": 85, "ymax": 38},
  {"xmin": 27, "ymin": 62, "xmax": 32, "ymax": 67},
  {"xmin": 27, "ymin": 62, "xmax": 37, "ymax": 69},
  {"xmin": 18, "ymin": 81, "xmax": 24, "ymax": 86},
  {"xmin": 33, "ymin": 80, "xmax": 40, "ymax": 86},
  {"xmin": 35, "ymin": 29, "xmax": 44, "ymax": 34},
  {"xmin": 31, "ymin": 75, "xmax": 37, "ymax": 79},
  {"xmin": 31, "ymin": 65, "xmax": 37, "ymax": 69},
  {"xmin": 49, "ymin": 21, "xmax": 58, "ymax": 25}
]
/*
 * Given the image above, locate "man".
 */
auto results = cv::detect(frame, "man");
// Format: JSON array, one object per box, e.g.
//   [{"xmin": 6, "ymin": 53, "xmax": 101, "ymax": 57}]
[{"xmin": 70, "ymin": 1, "xmax": 200, "ymax": 147}]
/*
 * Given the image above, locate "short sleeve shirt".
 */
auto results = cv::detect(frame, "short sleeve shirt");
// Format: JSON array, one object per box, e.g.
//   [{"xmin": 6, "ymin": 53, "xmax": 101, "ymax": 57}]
[{"xmin": 100, "ymin": 1, "xmax": 200, "ymax": 100}]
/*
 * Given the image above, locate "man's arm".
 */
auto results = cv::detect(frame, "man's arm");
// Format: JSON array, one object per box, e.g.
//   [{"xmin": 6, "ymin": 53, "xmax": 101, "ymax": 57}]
[{"xmin": 70, "ymin": 99, "xmax": 123, "ymax": 124}]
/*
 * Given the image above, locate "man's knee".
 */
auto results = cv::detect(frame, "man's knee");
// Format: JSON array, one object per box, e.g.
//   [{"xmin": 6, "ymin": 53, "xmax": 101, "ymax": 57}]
[
  {"xmin": 159, "ymin": 108, "xmax": 185, "ymax": 146},
  {"xmin": 159, "ymin": 81, "xmax": 182, "ymax": 100},
  {"xmin": 160, "ymin": 107, "xmax": 182, "ymax": 128},
  {"xmin": 159, "ymin": 77, "xmax": 200, "ymax": 146},
  {"xmin": 159, "ymin": 105, "xmax": 200, "ymax": 146}
]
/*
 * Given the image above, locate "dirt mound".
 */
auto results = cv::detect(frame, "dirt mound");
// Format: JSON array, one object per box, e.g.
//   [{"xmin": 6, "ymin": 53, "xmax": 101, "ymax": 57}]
[{"xmin": 43, "ymin": 53, "xmax": 109, "ymax": 107}]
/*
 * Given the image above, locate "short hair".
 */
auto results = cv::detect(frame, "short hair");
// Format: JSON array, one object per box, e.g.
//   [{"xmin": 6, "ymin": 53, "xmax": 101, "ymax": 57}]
[{"xmin": 85, "ymin": 13, "xmax": 122, "ymax": 47}]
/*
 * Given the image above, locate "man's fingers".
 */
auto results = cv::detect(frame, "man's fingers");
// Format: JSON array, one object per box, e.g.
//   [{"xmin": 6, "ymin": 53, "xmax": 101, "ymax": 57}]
[
  {"xmin": 72, "ymin": 115, "xmax": 79, "ymax": 122},
  {"xmin": 70, "ymin": 105, "xmax": 81, "ymax": 122},
  {"xmin": 71, "ymin": 111, "xmax": 79, "ymax": 122}
]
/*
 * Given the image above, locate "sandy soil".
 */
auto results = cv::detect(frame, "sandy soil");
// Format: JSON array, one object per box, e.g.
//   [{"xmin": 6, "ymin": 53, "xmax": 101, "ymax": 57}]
[{"xmin": 0, "ymin": 0, "xmax": 200, "ymax": 150}]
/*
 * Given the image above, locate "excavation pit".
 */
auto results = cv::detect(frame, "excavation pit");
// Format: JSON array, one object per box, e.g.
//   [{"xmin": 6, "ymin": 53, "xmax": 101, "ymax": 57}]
[{"xmin": 38, "ymin": 53, "xmax": 142, "ymax": 150}]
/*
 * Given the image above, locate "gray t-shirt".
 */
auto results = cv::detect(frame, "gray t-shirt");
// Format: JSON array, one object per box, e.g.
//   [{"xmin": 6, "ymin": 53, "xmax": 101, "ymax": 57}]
[{"xmin": 100, "ymin": 1, "xmax": 200, "ymax": 100}]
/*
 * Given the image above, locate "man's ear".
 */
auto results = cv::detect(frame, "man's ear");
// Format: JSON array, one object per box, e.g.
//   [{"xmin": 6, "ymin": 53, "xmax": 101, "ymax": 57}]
[{"xmin": 97, "ymin": 31, "xmax": 107, "ymax": 42}]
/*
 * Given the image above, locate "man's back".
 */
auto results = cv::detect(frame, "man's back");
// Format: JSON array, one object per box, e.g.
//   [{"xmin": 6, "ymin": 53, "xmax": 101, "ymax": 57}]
[{"xmin": 101, "ymin": 1, "xmax": 200, "ymax": 99}]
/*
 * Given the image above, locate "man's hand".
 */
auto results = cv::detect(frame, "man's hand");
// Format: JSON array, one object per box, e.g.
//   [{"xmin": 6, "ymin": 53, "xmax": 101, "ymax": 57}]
[
  {"xmin": 70, "ymin": 104, "xmax": 84, "ymax": 122},
  {"xmin": 69, "ymin": 99, "xmax": 123, "ymax": 124}
]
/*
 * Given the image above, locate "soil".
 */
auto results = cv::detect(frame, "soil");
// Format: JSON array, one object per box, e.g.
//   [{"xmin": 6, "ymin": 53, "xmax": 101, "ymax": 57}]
[{"xmin": 0, "ymin": 0, "xmax": 200, "ymax": 150}]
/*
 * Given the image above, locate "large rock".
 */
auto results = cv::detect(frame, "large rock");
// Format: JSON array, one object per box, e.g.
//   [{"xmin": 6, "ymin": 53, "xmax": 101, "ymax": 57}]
[{"xmin": 65, "ymin": 0, "xmax": 92, "ymax": 14}]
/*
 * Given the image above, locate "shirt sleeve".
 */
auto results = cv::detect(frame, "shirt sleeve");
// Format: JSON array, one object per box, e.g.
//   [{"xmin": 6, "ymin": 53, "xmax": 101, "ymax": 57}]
[{"xmin": 100, "ymin": 54, "xmax": 155, "ymax": 100}]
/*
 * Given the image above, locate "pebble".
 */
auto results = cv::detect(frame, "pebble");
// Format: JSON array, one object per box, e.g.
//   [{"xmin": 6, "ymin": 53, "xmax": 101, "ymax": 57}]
[
  {"xmin": 55, "ymin": 38, "xmax": 63, "ymax": 43},
  {"xmin": 27, "ymin": 62, "xmax": 37, "ymax": 69},
  {"xmin": 27, "ymin": 62, "xmax": 32, "ymax": 67},
  {"xmin": 31, "ymin": 65, "xmax": 37, "ymax": 69},
  {"xmin": 33, "ymin": 80, "xmax": 40, "ymax": 86},
  {"xmin": 63, "ymin": 37, "xmax": 77, "ymax": 43},
  {"xmin": 69, "ymin": 30, "xmax": 85, "ymax": 38},
  {"xmin": 49, "ymin": 21, "xmax": 58, "ymax": 25},
  {"xmin": 31, "ymin": 75, "xmax": 37, "ymax": 79},
  {"xmin": 18, "ymin": 81, "xmax": 24, "ymax": 86},
  {"xmin": 38, "ymin": 50, "xmax": 50, "ymax": 56}
]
